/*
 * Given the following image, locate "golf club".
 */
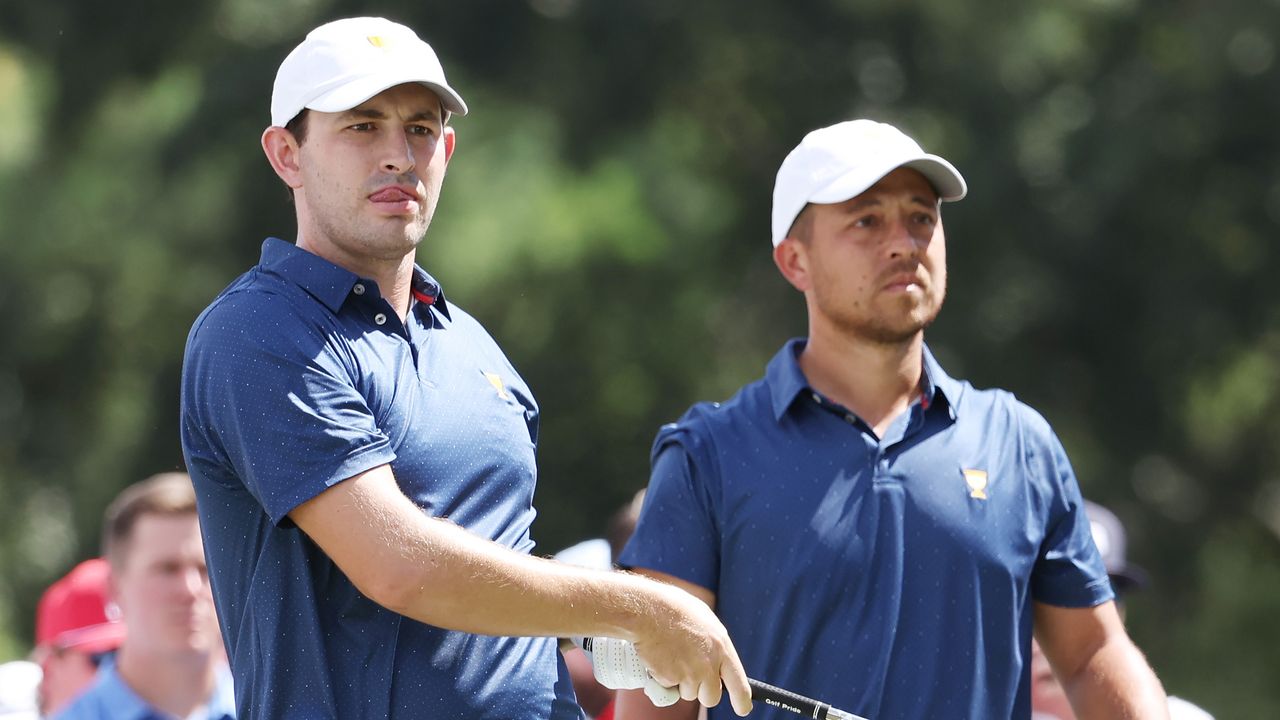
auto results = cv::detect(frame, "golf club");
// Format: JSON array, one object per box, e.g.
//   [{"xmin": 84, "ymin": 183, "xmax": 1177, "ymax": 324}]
[{"xmin": 748, "ymin": 678, "xmax": 869, "ymax": 720}]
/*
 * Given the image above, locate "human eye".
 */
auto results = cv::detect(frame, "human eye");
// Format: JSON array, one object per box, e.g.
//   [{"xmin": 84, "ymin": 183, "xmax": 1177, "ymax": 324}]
[
  {"xmin": 913, "ymin": 211, "xmax": 937, "ymax": 225},
  {"xmin": 408, "ymin": 124, "xmax": 436, "ymax": 136},
  {"xmin": 347, "ymin": 122, "xmax": 376, "ymax": 132}
]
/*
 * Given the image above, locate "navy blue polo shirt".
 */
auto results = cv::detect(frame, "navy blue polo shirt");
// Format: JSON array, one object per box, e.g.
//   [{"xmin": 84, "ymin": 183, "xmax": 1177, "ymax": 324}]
[
  {"xmin": 620, "ymin": 339, "xmax": 1111, "ymax": 720},
  {"xmin": 180, "ymin": 238, "xmax": 581, "ymax": 720}
]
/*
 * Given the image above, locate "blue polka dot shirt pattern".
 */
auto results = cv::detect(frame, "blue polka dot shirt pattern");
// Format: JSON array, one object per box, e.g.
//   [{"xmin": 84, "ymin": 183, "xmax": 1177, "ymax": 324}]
[
  {"xmin": 619, "ymin": 339, "xmax": 1112, "ymax": 720},
  {"xmin": 181, "ymin": 238, "xmax": 582, "ymax": 719}
]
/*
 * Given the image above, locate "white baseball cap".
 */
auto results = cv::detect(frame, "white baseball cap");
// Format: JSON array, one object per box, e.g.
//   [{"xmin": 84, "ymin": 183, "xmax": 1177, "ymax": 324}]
[
  {"xmin": 770, "ymin": 119, "xmax": 967, "ymax": 247},
  {"xmin": 270, "ymin": 17, "xmax": 468, "ymax": 128}
]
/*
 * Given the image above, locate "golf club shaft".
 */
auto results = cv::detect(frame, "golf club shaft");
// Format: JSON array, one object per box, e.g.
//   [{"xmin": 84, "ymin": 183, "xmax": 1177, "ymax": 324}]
[{"xmin": 748, "ymin": 678, "xmax": 869, "ymax": 720}]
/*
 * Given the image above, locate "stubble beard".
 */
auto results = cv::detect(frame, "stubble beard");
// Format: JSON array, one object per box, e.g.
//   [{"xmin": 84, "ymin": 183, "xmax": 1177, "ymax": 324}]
[
  {"xmin": 315, "ymin": 192, "xmax": 435, "ymax": 262},
  {"xmin": 820, "ymin": 281, "xmax": 947, "ymax": 347}
]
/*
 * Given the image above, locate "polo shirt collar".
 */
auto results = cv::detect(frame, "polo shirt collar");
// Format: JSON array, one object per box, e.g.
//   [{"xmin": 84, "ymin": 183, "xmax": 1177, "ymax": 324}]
[
  {"xmin": 921, "ymin": 344, "xmax": 962, "ymax": 419},
  {"xmin": 410, "ymin": 264, "xmax": 451, "ymax": 321},
  {"xmin": 766, "ymin": 338, "xmax": 961, "ymax": 421},
  {"xmin": 259, "ymin": 238, "xmax": 450, "ymax": 319},
  {"xmin": 766, "ymin": 339, "xmax": 811, "ymax": 421}
]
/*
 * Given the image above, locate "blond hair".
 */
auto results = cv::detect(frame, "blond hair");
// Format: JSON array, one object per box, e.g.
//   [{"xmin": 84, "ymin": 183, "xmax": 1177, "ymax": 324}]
[{"xmin": 102, "ymin": 472, "xmax": 197, "ymax": 569}]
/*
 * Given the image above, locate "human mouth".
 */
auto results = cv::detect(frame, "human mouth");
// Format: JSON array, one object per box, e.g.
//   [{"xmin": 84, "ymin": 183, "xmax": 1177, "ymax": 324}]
[
  {"xmin": 883, "ymin": 273, "xmax": 924, "ymax": 292},
  {"xmin": 368, "ymin": 185, "xmax": 421, "ymax": 214}
]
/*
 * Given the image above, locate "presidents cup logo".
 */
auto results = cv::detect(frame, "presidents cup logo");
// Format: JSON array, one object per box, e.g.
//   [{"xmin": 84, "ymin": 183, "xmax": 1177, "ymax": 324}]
[
  {"xmin": 484, "ymin": 372, "xmax": 511, "ymax": 401},
  {"xmin": 963, "ymin": 468, "xmax": 989, "ymax": 500}
]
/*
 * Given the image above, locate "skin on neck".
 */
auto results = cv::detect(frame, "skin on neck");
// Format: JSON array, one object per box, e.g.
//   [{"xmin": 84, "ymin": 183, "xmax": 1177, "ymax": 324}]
[
  {"xmin": 295, "ymin": 228, "xmax": 420, "ymax": 317},
  {"xmin": 798, "ymin": 321, "xmax": 924, "ymax": 438}
]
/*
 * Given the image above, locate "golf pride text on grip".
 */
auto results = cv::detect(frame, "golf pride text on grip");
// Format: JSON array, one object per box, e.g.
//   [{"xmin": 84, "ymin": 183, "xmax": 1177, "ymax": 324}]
[{"xmin": 748, "ymin": 678, "xmax": 869, "ymax": 720}]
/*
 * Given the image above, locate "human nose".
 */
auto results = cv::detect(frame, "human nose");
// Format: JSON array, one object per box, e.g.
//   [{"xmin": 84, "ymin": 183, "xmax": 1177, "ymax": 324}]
[
  {"xmin": 380, "ymin": 131, "xmax": 416, "ymax": 175},
  {"xmin": 885, "ymin": 216, "xmax": 927, "ymax": 259},
  {"xmin": 177, "ymin": 565, "xmax": 208, "ymax": 596}
]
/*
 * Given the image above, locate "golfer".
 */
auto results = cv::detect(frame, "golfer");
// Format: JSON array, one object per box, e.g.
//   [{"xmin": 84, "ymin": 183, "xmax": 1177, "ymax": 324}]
[
  {"xmin": 617, "ymin": 120, "xmax": 1170, "ymax": 720},
  {"xmin": 180, "ymin": 17, "xmax": 751, "ymax": 720}
]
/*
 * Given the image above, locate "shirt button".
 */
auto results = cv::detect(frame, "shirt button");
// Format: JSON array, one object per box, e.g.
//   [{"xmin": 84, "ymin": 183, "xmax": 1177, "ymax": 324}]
[
  {"xmin": 374, "ymin": 313, "xmax": 387, "ymax": 325},
  {"xmin": 811, "ymin": 392, "xmax": 822, "ymax": 404},
  {"xmin": 353, "ymin": 283, "xmax": 365, "ymax": 296}
]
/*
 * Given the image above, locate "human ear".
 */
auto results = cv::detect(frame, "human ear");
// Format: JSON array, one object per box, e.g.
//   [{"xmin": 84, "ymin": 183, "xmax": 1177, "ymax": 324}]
[
  {"xmin": 772, "ymin": 238, "xmax": 812, "ymax": 293},
  {"xmin": 442, "ymin": 126, "xmax": 457, "ymax": 164},
  {"xmin": 261, "ymin": 126, "xmax": 304, "ymax": 190}
]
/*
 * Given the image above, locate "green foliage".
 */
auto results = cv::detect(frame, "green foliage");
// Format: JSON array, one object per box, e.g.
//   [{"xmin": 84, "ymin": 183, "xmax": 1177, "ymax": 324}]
[{"xmin": 1, "ymin": 0, "xmax": 1278, "ymax": 714}]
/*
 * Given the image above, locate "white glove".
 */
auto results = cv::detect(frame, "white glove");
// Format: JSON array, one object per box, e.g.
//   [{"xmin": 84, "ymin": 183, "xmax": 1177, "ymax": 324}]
[{"xmin": 572, "ymin": 636, "xmax": 681, "ymax": 707}]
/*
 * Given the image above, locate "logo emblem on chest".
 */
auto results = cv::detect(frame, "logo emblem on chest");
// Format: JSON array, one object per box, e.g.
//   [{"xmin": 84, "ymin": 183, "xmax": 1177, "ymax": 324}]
[
  {"xmin": 963, "ymin": 468, "xmax": 989, "ymax": 500},
  {"xmin": 484, "ymin": 372, "xmax": 511, "ymax": 400}
]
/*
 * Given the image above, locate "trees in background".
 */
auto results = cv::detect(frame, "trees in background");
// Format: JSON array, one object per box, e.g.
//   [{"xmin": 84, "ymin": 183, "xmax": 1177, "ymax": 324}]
[{"xmin": 1, "ymin": 0, "xmax": 1277, "ymax": 713}]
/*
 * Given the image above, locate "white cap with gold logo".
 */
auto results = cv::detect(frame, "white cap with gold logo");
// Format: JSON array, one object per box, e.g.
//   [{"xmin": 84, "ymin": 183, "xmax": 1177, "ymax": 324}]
[
  {"xmin": 771, "ymin": 119, "xmax": 966, "ymax": 247},
  {"xmin": 270, "ymin": 16, "xmax": 468, "ymax": 128}
]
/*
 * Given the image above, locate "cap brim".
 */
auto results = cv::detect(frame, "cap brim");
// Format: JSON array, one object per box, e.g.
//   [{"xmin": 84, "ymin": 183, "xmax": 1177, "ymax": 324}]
[
  {"xmin": 1109, "ymin": 565, "xmax": 1149, "ymax": 595},
  {"xmin": 51, "ymin": 622, "xmax": 125, "ymax": 654},
  {"xmin": 306, "ymin": 74, "xmax": 468, "ymax": 118},
  {"xmin": 810, "ymin": 153, "xmax": 967, "ymax": 205}
]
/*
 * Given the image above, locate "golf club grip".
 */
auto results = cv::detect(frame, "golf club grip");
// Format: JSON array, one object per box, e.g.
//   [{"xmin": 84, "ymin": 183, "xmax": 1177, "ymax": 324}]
[
  {"xmin": 748, "ymin": 678, "xmax": 868, "ymax": 720},
  {"xmin": 749, "ymin": 678, "xmax": 832, "ymax": 718}
]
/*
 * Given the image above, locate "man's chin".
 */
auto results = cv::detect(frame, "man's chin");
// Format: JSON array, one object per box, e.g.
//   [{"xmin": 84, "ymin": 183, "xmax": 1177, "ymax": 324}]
[
  {"xmin": 858, "ymin": 310, "xmax": 941, "ymax": 345},
  {"xmin": 356, "ymin": 227, "xmax": 428, "ymax": 258},
  {"xmin": 396, "ymin": 219, "xmax": 430, "ymax": 248}
]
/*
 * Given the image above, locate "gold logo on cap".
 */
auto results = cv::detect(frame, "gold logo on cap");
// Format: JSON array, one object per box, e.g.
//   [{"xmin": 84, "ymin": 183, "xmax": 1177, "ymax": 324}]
[
  {"xmin": 367, "ymin": 35, "xmax": 392, "ymax": 49},
  {"xmin": 963, "ymin": 469, "xmax": 988, "ymax": 500}
]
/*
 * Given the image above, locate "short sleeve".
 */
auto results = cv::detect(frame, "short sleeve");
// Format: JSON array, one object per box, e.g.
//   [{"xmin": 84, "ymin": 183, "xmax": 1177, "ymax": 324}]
[
  {"xmin": 181, "ymin": 291, "xmax": 397, "ymax": 525},
  {"xmin": 1028, "ymin": 418, "xmax": 1114, "ymax": 608},
  {"xmin": 618, "ymin": 421, "xmax": 721, "ymax": 593}
]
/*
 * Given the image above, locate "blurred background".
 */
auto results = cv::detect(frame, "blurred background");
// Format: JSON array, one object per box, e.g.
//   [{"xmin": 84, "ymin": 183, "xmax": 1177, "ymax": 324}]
[{"xmin": 1, "ymin": 0, "xmax": 1278, "ymax": 713}]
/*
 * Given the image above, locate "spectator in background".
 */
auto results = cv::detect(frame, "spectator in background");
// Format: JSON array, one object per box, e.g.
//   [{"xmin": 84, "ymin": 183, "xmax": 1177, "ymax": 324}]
[
  {"xmin": 32, "ymin": 558, "xmax": 125, "ymax": 715},
  {"xmin": 1032, "ymin": 500, "xmax": 1214, "ymax": 720},
  {"xmin": 54, "ymin": 473, "xmax": 233, "ymax": 720},
  {"xmin": 604, "ymin": 491, "xmax": 646, "ymax": 565}
]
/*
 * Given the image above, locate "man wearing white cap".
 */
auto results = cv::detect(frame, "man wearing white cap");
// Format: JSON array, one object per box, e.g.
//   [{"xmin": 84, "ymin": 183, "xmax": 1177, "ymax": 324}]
[
  {"xmin": 180, "ymin": 16, "xmax": 751, "ymax": 720},
  {"xmin": 617, "ymin": 120, "xmax": 1169, "ymax": 719}
]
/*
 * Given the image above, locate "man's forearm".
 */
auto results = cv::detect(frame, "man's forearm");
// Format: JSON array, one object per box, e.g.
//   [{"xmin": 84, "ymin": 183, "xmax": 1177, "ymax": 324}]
[
  {"xmin": 289, "ymin": 465, "xmax": 752, "ymax": 714},
  {"xmin": 377, "ymin": 513, "xmax": 672, "ymax": 640},
  {"xmin": 1064, "ymin": 638, "xmax": 1170, "ymax": 720},
  {"xmin": 293, "ymin": 465, "xmax": 690, "ymax": 641}
]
